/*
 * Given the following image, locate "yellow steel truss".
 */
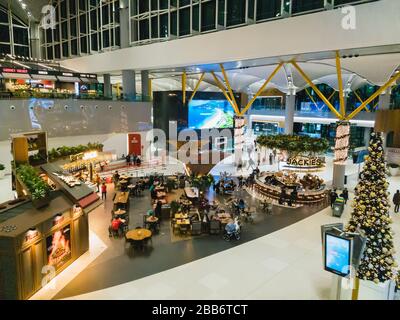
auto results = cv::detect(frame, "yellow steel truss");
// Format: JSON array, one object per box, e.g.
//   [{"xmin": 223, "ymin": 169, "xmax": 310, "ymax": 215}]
[
  {"xmin": 189, "ymin": 72, "xmax": 205, "ymax": 102},
  {"xmin": 291, "ymin": 60, "xmax": 344, "ymax": 119},
  {"xmin": 336, "ymin": 51, "xmax": 346, "ymax": 117},
  {"xmin": 239, "ymin": 63, "xmax": 283, "ymax": 116}
]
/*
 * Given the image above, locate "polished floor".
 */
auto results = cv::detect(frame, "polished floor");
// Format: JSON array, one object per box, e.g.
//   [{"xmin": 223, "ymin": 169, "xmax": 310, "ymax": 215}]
[
  {"xmin": 51, "ymin": 181, "xmax": 325, "ymax": 299},
  {"xmin": 59, "ymin": 174, "xmax": 400, "ymax": 300}
]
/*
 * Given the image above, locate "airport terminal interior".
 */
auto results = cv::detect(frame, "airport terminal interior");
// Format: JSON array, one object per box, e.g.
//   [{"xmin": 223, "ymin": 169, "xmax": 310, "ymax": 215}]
[{"xmin": 0, "ymin": 0, "xmax": 400, "ymax": 301}]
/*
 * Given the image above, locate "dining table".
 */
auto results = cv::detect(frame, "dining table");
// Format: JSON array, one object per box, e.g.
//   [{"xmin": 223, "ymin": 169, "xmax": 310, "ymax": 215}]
[
  {"xmin": 184, "ymin": 187, "xmax": 199, "ymax": 199},
  {"xmin": 175, "ymin": 213, "xmax": 188, "ymax": 219},
  {"xmin": 126, "ymin": 228, "xmax": 152, "ymax": 241},
  {"xmin": 114, "ymin": 192, "xmax": 130, "ymax": 204},
  {"xmin": 176, "ymin": 218, "xmax": 191, "ymax": 225},
  {"xmin": 114, "ymin": 209, "xmax": 127, "ymax": 216}
]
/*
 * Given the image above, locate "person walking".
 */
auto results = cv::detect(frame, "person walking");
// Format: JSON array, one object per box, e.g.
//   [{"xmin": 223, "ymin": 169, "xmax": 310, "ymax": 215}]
[
  {"xmin": 393, "ymin": 190, "xmax": 400, "ymax": 213},
  {"xmin": 330, "ymin": 189, "xmax": 338, "ymax": 208},
  {"xmin": 101, "ymin": 182, "xmax": 107, "ymax": 200},
  {"xmin": 340, "ymin": 188, "xmax": 349, "ymax": 204}
]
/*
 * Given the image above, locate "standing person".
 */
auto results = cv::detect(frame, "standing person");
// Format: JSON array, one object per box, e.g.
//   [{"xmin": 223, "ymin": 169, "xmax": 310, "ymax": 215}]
[
  {"xmin": 393, "ymin": 190, "xmax": 400, "ymax": 213},
  {"xmin": 101, "ymin": 182, "xmax": 107, "ymax": 200},
  {"xmin": 269, "ymin": 152, "xmax": 273, "ymax": 165},
  {"xmin": 341, "ymin": 188, "xmax": 349, "ymax": 204},
  {"xmin": 113, "ymin": 171, "xmax": 120, "ymax": 187},
  {"xmin": 273, "ymin": 149, "xmax": 277, "ymax": 162},
  {"xmin": 126, "ymin": 154, "xmax": 131, "ymax": 166},
  {"xmin": 95, "ymin": 174, "xmax": 102, "ymax": 193},
  {"xmin": 330, "ymin": 189, "xmax": 338, "ymax": 208}
]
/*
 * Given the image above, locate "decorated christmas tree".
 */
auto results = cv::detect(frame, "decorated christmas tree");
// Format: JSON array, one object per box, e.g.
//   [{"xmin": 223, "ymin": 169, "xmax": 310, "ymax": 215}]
[{"xmin": 346, "ymin": 132, "xmax": 396, "ymax": 284}]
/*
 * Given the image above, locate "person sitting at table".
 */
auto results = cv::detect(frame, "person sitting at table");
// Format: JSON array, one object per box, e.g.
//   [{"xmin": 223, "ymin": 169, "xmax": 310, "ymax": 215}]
[
  {"xmin": 109, "ymin": 217, "xmax": 125, "ymax": 237},
  {"xmin": 225, "ymin": 219, "xmax": 237, "ymax": 234},
  {"xmin": 154, "ymin": 201, "xmax": 162, "ymax": 220},
  {"xmin": 238, "ymin": 199, "xmax": 246, "ymax": 212},
  {"xmin": 150, "ymin": 184, "xmax": 157, "ymax": 199}
]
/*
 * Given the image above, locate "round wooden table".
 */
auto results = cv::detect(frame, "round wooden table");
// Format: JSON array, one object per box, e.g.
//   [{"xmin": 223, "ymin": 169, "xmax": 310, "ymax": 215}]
[
  {"xmin": 146, "ymin": 216, "xmax": 159, "ymax": 223},
  {"xmin": 126, "ymin": 228, "xmax": 152, "ymax": 241},
  {"xmin": 114, "ymin": 209, "xmax": 126, "ymax": 216}
]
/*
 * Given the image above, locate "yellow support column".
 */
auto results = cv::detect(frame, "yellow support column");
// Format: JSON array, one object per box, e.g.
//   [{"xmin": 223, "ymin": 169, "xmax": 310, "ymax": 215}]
[
  {"xmin": 239, "ymin": 62, "xmax": 283, "ymax": 116},
  {"xmin": 327, "ymin": 90, "xmax": 336, "ymax": 102},
  {"xmin": 336, "ymin": 51, "xmax": 346, "ymax": 117},
  {"xmin": 219, "ymin": 64, "xmax": 240, "ymax": 114},
  {"xmin": 189, "ymin": 72, "xmax": 205, "ymax": 101},
  {"xmin": 182, "ymin": 71, "xmax": 187, "ymax": 104},
  {"xmin": 346, "ymin": 71, "xmax": 400, "ymax": 120},
  {"xmin": 210, "ymin": 71, "xmax": 238, "ymax": 114},
  {"xmin": 291, "ymin": 60, "xmax": 343, "ymax": 120}
]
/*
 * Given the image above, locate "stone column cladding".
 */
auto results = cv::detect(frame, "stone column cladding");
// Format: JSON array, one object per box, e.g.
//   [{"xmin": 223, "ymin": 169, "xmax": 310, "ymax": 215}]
[
  {"xmin": 284, "ymin": 93, "xmax": 296, "ymax": 134},
  {"xmin": 103, "ymin": 74, "xmax": 112, "ymax": 98},
  {"xmin": 122, "ymin": 70, "xmax": 136, "ymax": 100},
  {"xmin": 30, "ymin": 22, "xmax": 41, "ymax": 59},
  {"xmin": 119, "ymin": 0, "xmax": 130, "ymax": 49},
  {"xmin": 141, "ymin": 70, "xmax": 150, "ymax": 97}
]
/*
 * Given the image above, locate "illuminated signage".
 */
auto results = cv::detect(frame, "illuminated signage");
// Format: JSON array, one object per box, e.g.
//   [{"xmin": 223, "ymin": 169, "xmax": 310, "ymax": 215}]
[
  {"xmin": 38, "ymin": 70, "xmax": 49, "ymax": 75},
  {"xmin": 287, "ymin": 157, "xmax": 324, "ymax": 167},
  {"xmin": 2, "ymin": 68, "xmax": 16, "ymax": 73},
  {"xmin": 83, "ymin": 151, "xmax": 98, "ymax": 161}
]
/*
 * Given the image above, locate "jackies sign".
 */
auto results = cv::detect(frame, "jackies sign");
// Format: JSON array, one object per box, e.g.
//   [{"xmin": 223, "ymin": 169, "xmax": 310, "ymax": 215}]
[{"xmin": 286, "ymin": 156, "xmax": 325, "ymax": 167}]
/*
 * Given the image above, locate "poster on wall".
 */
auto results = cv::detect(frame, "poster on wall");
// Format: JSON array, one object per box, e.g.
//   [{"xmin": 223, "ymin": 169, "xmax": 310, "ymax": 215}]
[
  {"xmin": 46, "ymin": 225, "xmax": 72, "ymax": 271},
  {"xmin": 128, "ymin": 133, "xmax": 142, "ymax": 156}
]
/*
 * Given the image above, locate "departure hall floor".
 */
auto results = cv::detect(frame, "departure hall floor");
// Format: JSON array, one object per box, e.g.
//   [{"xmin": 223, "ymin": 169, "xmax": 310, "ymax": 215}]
[{"xmin": 21, "ymin": 172, "xmax": 399, "ymax": 300}]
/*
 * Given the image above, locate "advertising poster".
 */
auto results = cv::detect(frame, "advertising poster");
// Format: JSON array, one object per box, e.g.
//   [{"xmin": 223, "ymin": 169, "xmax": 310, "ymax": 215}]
[
  {"xmin": 325, "ymin": 233, "xmax": 351, "ymax": 276},
  {"xmin": 46, "ymin": 225, "xmax": 72, "ymax": 271},
  {"xmin": 128, "ymin": 133, "xmax": 142, "ymax": 156}
]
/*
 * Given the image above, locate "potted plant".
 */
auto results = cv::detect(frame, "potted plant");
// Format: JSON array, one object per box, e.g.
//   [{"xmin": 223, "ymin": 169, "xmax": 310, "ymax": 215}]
[
  {"xmin": 0, "ymin": 164, "xmax": 5, "ymax": 179},
  {"xmin": 16, "ymin": 165, "xmax": 51, "ymax": 209},
  {"xmin": 388, "ymin": 163, "xmax": 399, "ymax": 176}
]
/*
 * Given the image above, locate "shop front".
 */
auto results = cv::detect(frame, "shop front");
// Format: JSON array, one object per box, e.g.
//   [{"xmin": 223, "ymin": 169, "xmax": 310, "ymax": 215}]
[{"xmin": 0, "ymin": 193, "xmax": 89, "ymax": 300}]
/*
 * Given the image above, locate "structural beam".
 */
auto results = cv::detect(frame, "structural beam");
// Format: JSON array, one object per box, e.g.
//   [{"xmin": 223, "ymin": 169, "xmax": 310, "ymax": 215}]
[
  {"xmin": 346, "ymin": 71, "xmax": 400, "ymax": 120},
  {"xmin": 353, "ymin": 90, "xmax": 370, "ymax": 112},
  {"xmin": 335, "ymin": 51, "xmax": 346, "ymax": 117},
  {"xmin": 239, "ymin": 62, "xmax": 283, "ymax": 116},
  {"xmin": 189, "ymin": 72, "xmax": 205, "ymax": 101},
  {"xmin": 219, "ymin": 64, "xmax": 240, "ymax": 114},
  {"xmin": 210, "ymin": 71, "xmax": 239, "ymax": 114},
  {"xmin": 304, "ymin": 87, "xmax": 319, "ymax": 109},
  {"xmin": 182, "ymin": 71, "xmax": 187, "ymax": 104},
  {"xmin": 291, "ymin": 61, "xmax": 343, "ymax": 119},
  {"xmin": 327, "ymin": 90, "xmax": 336, "ymax": 102}
]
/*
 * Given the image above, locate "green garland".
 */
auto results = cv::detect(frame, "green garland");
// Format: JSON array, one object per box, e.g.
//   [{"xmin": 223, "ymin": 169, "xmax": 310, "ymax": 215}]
[
  {"xmin": 256, "ymin": 134, "xmax": 330, "ymax": 156},
  {"xmin": 48, "ymin": 142, "xmax": 104, "ymax": 162}
]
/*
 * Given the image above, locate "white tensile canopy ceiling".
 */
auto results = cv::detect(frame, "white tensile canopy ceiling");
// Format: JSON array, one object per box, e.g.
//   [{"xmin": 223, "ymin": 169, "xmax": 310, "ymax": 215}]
[
  {"xmin": 147, "ymin": 53, "xmax": 400, "ymax": 94},
  {"xmin": 103, "ymin": 53, "xmax": 400, "ymax": 95}
]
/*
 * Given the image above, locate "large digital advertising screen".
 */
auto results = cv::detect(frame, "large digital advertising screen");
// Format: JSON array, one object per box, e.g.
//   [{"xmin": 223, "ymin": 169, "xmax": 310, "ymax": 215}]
[
  {"xmin": 324, "ymin": 233, "xmax": 352, "ymax": 277},
  {"xmin": 188, "ymin": 100, "xmax": 234, "ymax": 129}
]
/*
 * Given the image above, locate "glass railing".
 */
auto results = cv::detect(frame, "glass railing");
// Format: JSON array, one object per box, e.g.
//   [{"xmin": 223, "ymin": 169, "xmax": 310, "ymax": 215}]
[{"xmin": 0, "ymin": 91, "xmax": 153, "ymax": 102}]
